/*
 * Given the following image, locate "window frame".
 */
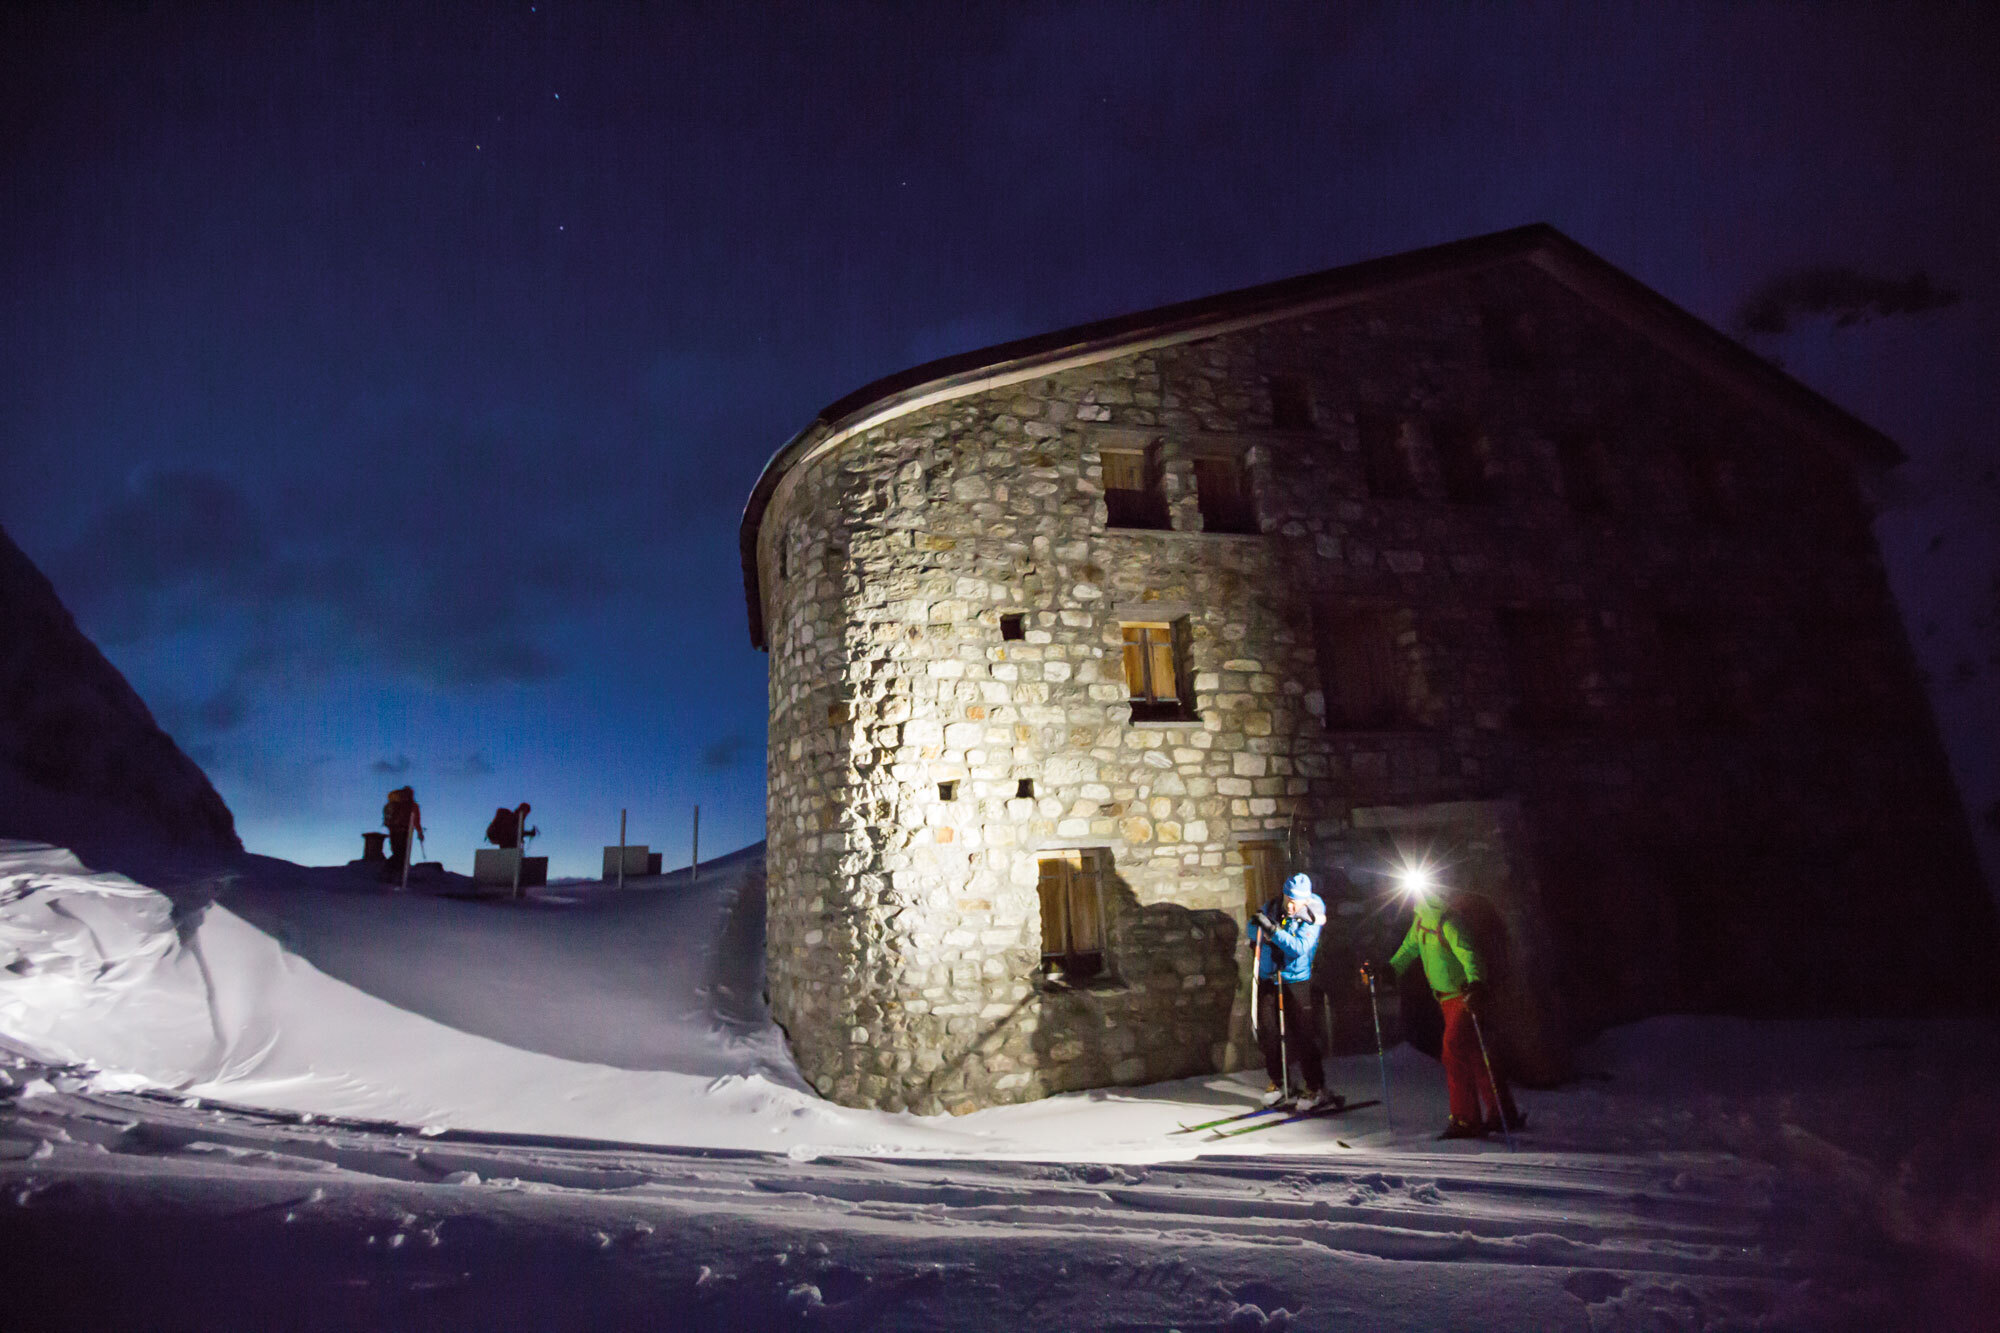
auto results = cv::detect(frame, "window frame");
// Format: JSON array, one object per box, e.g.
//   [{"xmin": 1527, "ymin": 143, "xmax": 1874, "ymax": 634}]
[
  {"xmin": 1240, "ymin": 840, "xmax": 1287, "ymax": 920},
  {"xmin": 1498, "ymin": 606, "xmax": 1595, "ymax": 731},
  {"xmin": 1316, "ymin": 605, "xmax": 1420, "ymax": 732},
  {"xmin": 1101, "ymin": 442, "xmax": 1171, "ymax": 530},
  {"xmin": 1121, "ymin": 619, "xmax": 1195, "ymax": 723},
  {"xmin": 1037, "ymin": 849, "xmax": 1110, "ymax": 984},
  {"xmin": 1268, "ymin": 374, "xmax": 1314, "ymax": 431},
  {"xmin": 1652, "ymin": 610, "xmax": 1744, "ymax": 733},
  {"xmin": 1554, "ymin": 430, "xmax": 1614, "ymax": 517},
  {"xmin": 1432, "ymin": 415, "xmax": 1496, "ymax": 506},
  {"xmin": 1358, "ymin": 411, "xmax": 1417, "ymax": 500},
  {"xmin": 1190, "ymin": 452, "xmax": 1259, "ymax": 534}
]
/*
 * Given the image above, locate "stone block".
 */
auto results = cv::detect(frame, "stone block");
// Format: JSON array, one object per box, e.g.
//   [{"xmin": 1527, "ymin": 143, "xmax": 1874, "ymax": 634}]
[
  {"xmin": 601, "ymin": 845, "xmax": 660, "ymax": 879},
  {"xmin": 473, "ymin": 849, "xmax": 548, "ymax": 888}
]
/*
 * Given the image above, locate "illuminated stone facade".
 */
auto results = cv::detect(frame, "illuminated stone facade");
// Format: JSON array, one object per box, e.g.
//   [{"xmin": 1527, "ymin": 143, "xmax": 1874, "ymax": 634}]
[{"xmin": 743, "ymin": 227, "xmax": 1993, "ymax": 1114}]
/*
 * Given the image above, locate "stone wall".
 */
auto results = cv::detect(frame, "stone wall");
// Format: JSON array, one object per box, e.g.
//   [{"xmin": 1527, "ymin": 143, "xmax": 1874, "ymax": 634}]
[{"xmin": 757, "ymin": 261, "xmax": 1993, "ymax": 1113}]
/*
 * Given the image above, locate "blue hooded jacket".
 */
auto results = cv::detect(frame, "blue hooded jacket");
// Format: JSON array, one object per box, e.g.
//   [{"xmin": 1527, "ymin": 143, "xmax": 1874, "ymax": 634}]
[{"xmin": 1244, "ymin": 873, "xmax": 1325, "ymax": 982}]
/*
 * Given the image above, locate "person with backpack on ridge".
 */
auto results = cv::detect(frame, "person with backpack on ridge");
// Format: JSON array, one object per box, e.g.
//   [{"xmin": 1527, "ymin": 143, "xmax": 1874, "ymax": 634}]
[
  {"xmin": 484, "ymin": 803, "xmax": 536, "ymax": 850},
  {"xmin": 1245, "ymin": 873, "xmax": 1345, "ymax": 1112},
  {"xmin": 1388, "ymin": 871, "xmax": 1524, "ymax": 1139},
  {"xmin": 380, "ymin": 786, "xmax": 424, "ymax": 884}
]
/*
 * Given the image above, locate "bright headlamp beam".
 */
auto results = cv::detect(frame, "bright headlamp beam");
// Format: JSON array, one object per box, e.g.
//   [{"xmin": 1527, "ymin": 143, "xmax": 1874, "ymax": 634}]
[{"xmin": 1396, "ymin": 865, "xmax": 1434, "ymax": 896}]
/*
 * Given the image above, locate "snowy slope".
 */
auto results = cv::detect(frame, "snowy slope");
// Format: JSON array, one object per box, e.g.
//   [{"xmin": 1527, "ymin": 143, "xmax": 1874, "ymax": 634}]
[
  {"xmin": 2, "ymin": 838, "xmax": 1997, "ymax": 1329},
  {"xmin": 0, "ymin": 525, "xmax": 238, "ymax": 856}
]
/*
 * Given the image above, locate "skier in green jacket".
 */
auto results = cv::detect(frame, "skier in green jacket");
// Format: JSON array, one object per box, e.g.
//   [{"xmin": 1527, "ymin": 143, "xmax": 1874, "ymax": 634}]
[{"xmin": 1389, "ymin": 877, "xmax": 1524, "ymax": 1139}]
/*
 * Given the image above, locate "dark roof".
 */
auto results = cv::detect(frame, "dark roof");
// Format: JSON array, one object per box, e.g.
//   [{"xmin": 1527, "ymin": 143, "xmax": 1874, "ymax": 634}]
[{"xmin": 741, "ymin": 223, "xmax": 1901, "ymax": 648}]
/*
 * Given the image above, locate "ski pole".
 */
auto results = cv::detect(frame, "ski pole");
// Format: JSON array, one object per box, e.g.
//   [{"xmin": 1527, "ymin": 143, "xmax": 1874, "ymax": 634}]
[
  {"xmin": 1276, "ymin": 973, "xmax": 1290, "ymax": 1103},
  {"xmin": 1249, "ymin": 924, "xmax": 1262, "ymax": 1043},
  {"xmin": 1363, "ymin": 964, "xmax": 1394, "ymax": 1133},
  {"xmin": 1468, "ymin": 1005, "xmax": 1514, "ymax": 1150}
]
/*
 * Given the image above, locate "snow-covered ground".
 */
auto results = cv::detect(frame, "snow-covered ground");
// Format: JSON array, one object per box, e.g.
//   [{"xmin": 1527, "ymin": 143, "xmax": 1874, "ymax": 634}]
[{"xmin": 1, "ymin": 839, "xmax": 1996, "ymax": 1330}]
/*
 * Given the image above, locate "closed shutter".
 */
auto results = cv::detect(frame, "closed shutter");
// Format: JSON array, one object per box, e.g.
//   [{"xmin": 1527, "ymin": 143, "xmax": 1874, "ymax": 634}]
[
  {"xmin": 1038, "ymin": 851, "xmax": 1106, "ymax": 981},
  {"xmin": 1242, "ymin": 841, "xmax": 1285, "ymax": 918}
]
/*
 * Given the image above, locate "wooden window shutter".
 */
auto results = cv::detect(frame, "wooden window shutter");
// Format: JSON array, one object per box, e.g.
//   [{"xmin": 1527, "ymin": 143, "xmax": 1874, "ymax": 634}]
[
  {"xmin": 1123, "ymin": 622, "xmax": 1190, "ymax": 721},
  {"xmin": 1038, "ymin": 851, "xmax": 1106, "ymax": 980},
  {"xmin": 1242, "ymin": 841, "xmax": 1285, "ymax": 918},
  {"xmin": 1122, "ymin": 623, "xmax": 1177, "ymax": 705},
  {"xmin": 1359, "ymin": 412, "xmax": 1415, "ymax": 499},
  {"xmin": 1038, "ymin": 857, "xmax": 1072, "ymax": 959},
  {"xmin": 1102, "ymin": 449, "xmax": 1146, "ymax": 492},
  {"xmin": 1068, "ymin": 854, "xmax": 1104, "ymax": 956},
  {"xmin": 1500, "ymin": 609, "xmax": 1586, "ymax": 728},
  {"xmin": 1193, "ymin": 456, "xmax": 1257, "ymax": 533},
  {"xmin": 1321, "ymin": 609, "xmax": 1404, "ymax": 729}
]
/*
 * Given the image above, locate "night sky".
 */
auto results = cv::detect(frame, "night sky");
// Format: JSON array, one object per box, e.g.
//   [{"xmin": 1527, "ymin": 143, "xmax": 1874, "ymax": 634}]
[{"xmin": 5, "ymin": 3, "xmax": 1996, "ymax": 880}]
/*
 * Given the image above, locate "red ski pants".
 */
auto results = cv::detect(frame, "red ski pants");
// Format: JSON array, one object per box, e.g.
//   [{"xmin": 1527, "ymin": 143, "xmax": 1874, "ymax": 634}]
[{"xmin": 1438, "ymin": 995, "xmax": 1502, "ymax": 1126}]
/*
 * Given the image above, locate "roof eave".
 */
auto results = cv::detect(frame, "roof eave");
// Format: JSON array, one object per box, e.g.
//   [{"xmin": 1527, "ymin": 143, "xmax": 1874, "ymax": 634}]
[{"xmin": 741, "ymin": 224, "xmax": 1904, "ymax": 648}]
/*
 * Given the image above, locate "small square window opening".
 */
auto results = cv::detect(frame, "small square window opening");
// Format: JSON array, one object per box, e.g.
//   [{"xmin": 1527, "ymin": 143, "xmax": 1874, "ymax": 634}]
[
  {"xmin": 1000, "ymin": 613, "xmax": 1026, "ymax": 641},
  {"xmin": 1016, "ymin": 778, "xmax": 1035, "ymax": 799},
  {"xmin": 937, "ymin": 781, "xmax": 958, "ymax": 802}
]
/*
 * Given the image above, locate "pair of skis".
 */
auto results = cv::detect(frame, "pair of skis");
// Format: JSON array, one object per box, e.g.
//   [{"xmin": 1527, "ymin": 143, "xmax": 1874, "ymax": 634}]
[{"xmin": 1173, "ymin": 1097, "xmax": 1381, "ymax": 1139}]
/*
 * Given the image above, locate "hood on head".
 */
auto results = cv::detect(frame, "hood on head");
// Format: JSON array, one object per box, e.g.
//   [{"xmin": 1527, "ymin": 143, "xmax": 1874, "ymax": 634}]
[{"xmin": 1279, "ymin": 873, "xmax": 1326, "ymax": 925}]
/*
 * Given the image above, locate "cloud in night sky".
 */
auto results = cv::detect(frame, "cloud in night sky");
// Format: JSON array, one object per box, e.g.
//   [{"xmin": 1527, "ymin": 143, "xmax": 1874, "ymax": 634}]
[
  {"xmin": 1735, "ymin": 266, "xmax": 1961, "ymax": 336},
  {"xmin": 53, "ymin": 464, "xmax": 610, "ymax": 712},
  {"xmin": 451, "ymin": 753, "xmax": 496, "ymax": 778},
  {"xmin": 701, "ymin": 734, "xmax": 749, "ymax": 771},
  {"xmin": 370, "ymin": 754, "xmax": 411, "ymax": 776}
]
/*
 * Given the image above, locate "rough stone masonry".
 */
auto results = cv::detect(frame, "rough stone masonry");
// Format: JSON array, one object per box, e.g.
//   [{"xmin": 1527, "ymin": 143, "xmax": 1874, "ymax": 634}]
[{"xmin": 741, "ymin": 226, "xmax": 1995, "ymax": 1115}]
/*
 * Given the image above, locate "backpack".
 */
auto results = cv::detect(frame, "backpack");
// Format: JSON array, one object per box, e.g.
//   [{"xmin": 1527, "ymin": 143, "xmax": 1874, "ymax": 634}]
[{"xmin": 484, "ymin": 808, "xmax": 515, "ymax": 846}]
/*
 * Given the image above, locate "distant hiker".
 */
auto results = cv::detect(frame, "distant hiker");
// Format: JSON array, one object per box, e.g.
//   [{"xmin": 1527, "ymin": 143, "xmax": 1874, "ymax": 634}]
[
  {"xmin": 1389, "ymin": 880, "xmax": 1524, "ymax": 1139},
  {"xmin": 381, "ymin": 786, "xmax": 424, "ymax": 883},
  {"xmin": 1245, "ymin": 873, "xmax": 1344, "ymax": 1111},
  {"xmin": 484, "ymin": 803, "xmax": 536, "ymax": 850}
]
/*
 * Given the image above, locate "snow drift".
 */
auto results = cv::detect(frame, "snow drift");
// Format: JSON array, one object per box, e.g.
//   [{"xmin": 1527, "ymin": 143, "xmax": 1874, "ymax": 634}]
[{"xmin": 3, "ymin": 838, "xmax": 1999, "ymax": 1328}]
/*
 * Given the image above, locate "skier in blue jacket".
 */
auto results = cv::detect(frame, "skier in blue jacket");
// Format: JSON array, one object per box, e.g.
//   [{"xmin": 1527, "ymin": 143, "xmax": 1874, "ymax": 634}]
[{"xmin": 1245, "ymin": 873, "xmax": 1343, "ymax": 1110}]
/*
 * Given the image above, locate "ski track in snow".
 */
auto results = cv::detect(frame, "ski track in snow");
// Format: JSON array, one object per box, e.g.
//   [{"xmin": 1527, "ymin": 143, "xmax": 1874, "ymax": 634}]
[{"xmin": 0, "ymin": 839, "xmax": 1996, "ymax": 1329}]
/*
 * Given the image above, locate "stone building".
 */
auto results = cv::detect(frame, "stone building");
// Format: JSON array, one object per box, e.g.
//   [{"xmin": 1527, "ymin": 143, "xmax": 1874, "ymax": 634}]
[{"xmin": 740, "ymin": 224, "xmax": 1994, "ymax": 1115}]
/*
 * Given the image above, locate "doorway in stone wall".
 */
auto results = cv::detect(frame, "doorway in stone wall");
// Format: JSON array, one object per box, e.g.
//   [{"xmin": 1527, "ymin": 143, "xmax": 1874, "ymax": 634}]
[{"xmin": 1347, "ymin": 799, "xmax": 1572, "ymax": 1086}]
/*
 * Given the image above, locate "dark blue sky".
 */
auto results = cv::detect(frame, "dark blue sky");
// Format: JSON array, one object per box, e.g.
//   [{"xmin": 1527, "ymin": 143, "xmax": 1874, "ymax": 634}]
[{"xmin": 5, "ymin": 2, "xmax": 1997, "ymax": 878}]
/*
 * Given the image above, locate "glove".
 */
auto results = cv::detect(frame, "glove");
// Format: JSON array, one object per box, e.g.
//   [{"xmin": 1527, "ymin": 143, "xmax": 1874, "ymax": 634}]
[{"xmin": 1251, "ymin": 911, "xmax": 1277, "ymax": 933}]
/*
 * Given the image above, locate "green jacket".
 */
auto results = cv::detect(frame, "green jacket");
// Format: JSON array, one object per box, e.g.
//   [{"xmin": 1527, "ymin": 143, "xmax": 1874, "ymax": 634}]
[{"xmin": 1389, "ymin": 900, "xmax": 1483, "ymax": 999}]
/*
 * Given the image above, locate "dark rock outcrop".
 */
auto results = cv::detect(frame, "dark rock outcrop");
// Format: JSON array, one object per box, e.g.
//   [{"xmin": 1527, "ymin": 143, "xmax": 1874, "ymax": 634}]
[{"xmin": 0, "ymin": 523, "xmax": 238, "ymax": 851}]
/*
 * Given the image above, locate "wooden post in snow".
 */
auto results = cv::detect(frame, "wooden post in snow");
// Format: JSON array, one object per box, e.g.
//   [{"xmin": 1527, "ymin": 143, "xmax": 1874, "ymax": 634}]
[
  {"xmin": 400, "ymin": 807, "xmax": 415, "ymax": 894},
  {"xmin": 618, "ymin": 807, "xmax": 627, "ymax": 891},
  {"xmin": 691, "ymin": 804, "xmax": 700, "ymax": 885}
]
